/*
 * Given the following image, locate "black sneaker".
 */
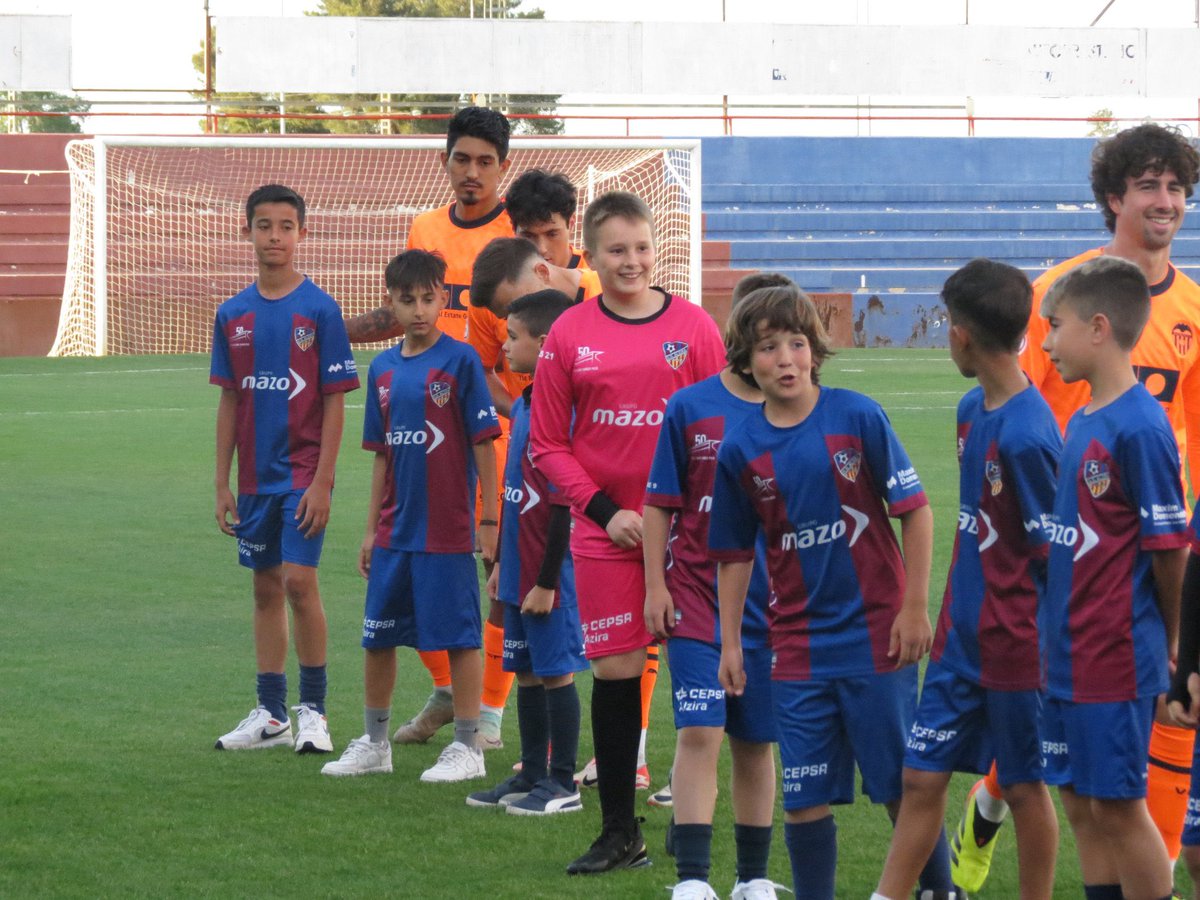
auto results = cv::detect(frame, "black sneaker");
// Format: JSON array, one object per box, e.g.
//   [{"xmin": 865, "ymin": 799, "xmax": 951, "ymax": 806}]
[{"xmin": 566, "ymin": 821, "xmax": 651, "ymax": 875}]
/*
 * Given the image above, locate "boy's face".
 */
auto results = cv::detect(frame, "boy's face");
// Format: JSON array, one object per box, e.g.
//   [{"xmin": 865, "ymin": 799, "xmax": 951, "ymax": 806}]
[
  {"xmin": 1041, "ymin": 300, "xmax": 1096, "ymax": 384},
  {"xmin": 502, "ymin": 314, "xmax": 543, "ymax": 376},
  {"xmin": 243, "ymin": 201, "xmax": 306, "ymax": 268},
  {"xmin": 441, "ymin": 136, "xmax": 510, "ymax": 209},
  {"xmin": 746, "ymin": 325, "xmax": 816, "ymax": 403},
  {"xmin": 583, "ymin": 216, "xmax": 656, "ymax": 302},
  {"xmin": 388, "ymin": 281, "xmax": 448, "ymax": 340},
  {"xmin": 1108, "ymin": 166, "xmax": 1186, "ymax": 253},
  {"xmin": 491, "ymin": 259, "xmax": 550, "ymax": 317},
  {"xmin": 514, "ymin": 214, "xmax": 573, "ymax": 268}
]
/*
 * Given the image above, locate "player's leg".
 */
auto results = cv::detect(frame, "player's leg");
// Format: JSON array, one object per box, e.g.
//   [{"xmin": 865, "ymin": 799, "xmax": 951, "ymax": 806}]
[
  {"xmin": 393, "ymin": 649, "xmax": 455, "ymax": 744},
  {"xmin": 1182, "ymin": 737, "xmax": 1200, "ymax": 899},
  {"xmin": 1146, "ymin": 720, "xmax": 1194, "ymax": 869},
  {"xmin": 1089, "ymin": 797, "xmax": 1173, "ymax": 900},
  {"xmin": 640, "ymin": 643, "xmax": 660, "ymax": 788},
  {"xmin": 478, "ymin": 430, "xmax": 516, "ymax": 747}
]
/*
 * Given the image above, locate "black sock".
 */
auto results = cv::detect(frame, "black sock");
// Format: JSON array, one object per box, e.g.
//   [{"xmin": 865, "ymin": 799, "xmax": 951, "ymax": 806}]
[
  {"xmin": 1082, "ymin": 886, "xmax": 1123, "ymax": 900},
  {"xmin": 546, "ymin": 681, "xmax": 581, "ymax": 791},
  {"xmin": 674, "ymin": 823, "xmax": 713, "ymax": 882},
  {"xmin": 734, "ymin": 823, "xmax": 773, "ymax": 882},
  {"xmin": 591, "ymin": 674, "xmax": 641, "ymax": 835},
  {"xmin": 971, "ymin": 802, "xmax": 1003, "ymax": 846},
  {"xmin": 517, "ymin": 684, "xmax": 548, "ymax": 783}
]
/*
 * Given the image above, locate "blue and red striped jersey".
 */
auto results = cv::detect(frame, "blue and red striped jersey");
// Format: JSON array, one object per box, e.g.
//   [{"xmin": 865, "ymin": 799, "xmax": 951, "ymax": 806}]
[
  {"xmin": 1043, "ymin": 383, "xmax": 1188, "ymax": 703},
  {"xmin": 210, "ymin": 277, "xmax": 359, "ymax": 495},
  {"xmin": 931, "ymin": 384, "xmax": 1061, "ymax": 691},
  {"xmin": 362, "ymin": 333, "xmax": 501, "ymax": 553},
  {"xmin": 708, "ymin": 387, "xmax": 928, "ymax": 680}
]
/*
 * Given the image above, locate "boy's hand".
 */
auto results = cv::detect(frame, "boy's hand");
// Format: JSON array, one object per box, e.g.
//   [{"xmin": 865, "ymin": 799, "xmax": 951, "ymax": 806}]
[
  {"xmin": 605, "ymin": 509, "xmax": 643, "ymax": 549},
  {"xmin": 215, "ymin": 486, "xmax": 239, "ymax": 536},
  {"xmin": 358, "ymin": 535, "xmax": 374, "ymax": 579},
  {"xmin": 1168, "ymin": 673, "xmax": 1200, "ymax": 728},
  {"xmin": 478, "ymin": 523, "xmax": 498, "ymax": 565},
  {"xmin": 644, "ymin": 586, "xmax": 675, "ymax": 641},
  {"xmin": 521, "ymin": 586, "xmax": 554, "ymax": 616},
  {"xmin": 486, "ymin": 564, "xmax": 499, "ymax": 602},
  {"xmin": 888, "ymin": 607, "xmax": 932, "ymax": 668},
  {"xmin": 719, "ymin": 643, "xmax": 746, "ymax": 697},
  {"xmin": 296, "ymin": 482, "xmax": 331, "ymax": 538}
]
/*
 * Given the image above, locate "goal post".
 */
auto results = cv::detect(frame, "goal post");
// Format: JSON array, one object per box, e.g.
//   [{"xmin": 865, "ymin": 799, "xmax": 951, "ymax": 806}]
[{"xmin": 50, "ymin": 135, "xmax": 703, "ymax": 357}]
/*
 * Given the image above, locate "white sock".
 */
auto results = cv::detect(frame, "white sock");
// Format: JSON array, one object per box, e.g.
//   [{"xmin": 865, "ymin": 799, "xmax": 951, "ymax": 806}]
[
  {"xmin": 637, "ymin": 728, "xmax": 647, "ymax": 766},
  {"xmin": 870, "ymin": 893, "xmax": 894, "ymax": 900},
  {"xmin": 974, "ymin": 783, "xmax": 1009, "ymax": 822},
  {"xmin": 481, "ymin": 703, "xmax": 503, "ymax": 717}
]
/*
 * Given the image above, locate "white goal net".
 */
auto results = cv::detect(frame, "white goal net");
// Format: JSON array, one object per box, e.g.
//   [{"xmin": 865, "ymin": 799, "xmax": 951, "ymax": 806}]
[{"xmin": 51, "ymin": 136, "xmax": 701, "ymax": 356}]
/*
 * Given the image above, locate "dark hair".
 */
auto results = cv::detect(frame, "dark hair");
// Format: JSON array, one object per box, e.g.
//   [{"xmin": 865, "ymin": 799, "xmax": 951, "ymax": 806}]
[
  {"xmin": 469, "ymin": 237, "xmax": 542, "ymax": 310},
  {"xmin": 245, "ymin": 184, "xmax": 305, "ymax": 226},
  {"xmin": 505, "ymin": 170, "xmax": 578, "ymax": 229},
  {"xmin": 384, "ymin": 249, "xmax": 447, "ymax": 294},
  {"xmin": 732, "ymin": 272, "xmax": 796, "ymax": 306},
  {"xmin": 446, "ymin": 106, "xmax": 511, "ymax": 162},
  {"xmin": 725, "ymin": 285, "xmax": 835, "ymax": 389},
  {"xmin": 1040, "ymin": 255, "xmax": 1150, "ymax": 351},
  {"xmin": 941, "ymin": 258, "xmax": 1032, "ymax": 353},
  {"xmin": 582, "ymin": 191, "xmax": 655, "ymax": 254},
  {"xmin": 1091, "ymin": 124, "xmax": 1200, "ymax": 232},
  {"xmin": 506, "ymin": 289, "xmax": 573, "ymax": 338}
]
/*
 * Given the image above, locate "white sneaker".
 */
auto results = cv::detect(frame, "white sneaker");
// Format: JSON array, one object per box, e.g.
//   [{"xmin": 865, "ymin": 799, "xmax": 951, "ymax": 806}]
[
  {"xmin": 478, "ymin": 708, "xmax": 504, "ymax": 751},
  {"xmin": 671, "ymin": 880, "xmax": 718, "ymax": 900},
  {"xmin": 575, "ymin": 756, "xmax": 598, "ymax": 787},
  {"xmin": 730, "ymin": 879, "xmax": 790, "ymax": 900},
  {"xmin": 292, "ymin": 705, "xmax": 333, "ymax": 754},
  {"xmin": 420, "ymin": 740, "xmax": 486, "ymax": 783},
  {"xmin": 214, "ymin": 706, "xmax": 292, "ymax": 750},
  {"xmin": 321, "ymin": 735, "xmax": 392, "ymax": 776}
]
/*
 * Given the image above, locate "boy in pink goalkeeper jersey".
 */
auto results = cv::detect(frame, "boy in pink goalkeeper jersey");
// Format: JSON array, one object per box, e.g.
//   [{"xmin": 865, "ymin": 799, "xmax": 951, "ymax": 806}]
[{"xmin": 529, "ymin": 191, "xmax": 725, "ymax": 875}]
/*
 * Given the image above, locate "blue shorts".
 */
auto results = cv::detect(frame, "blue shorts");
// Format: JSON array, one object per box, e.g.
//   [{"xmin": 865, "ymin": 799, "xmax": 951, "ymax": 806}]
[
  {"xmin": 361, "ymin": 548, "xmax": 481, "ymax": 651},
  {"xmin": 1041, "ymin": 696, "xmax": 1155, "ymax": 799},
  {"xmin": 774, "ymin": 667, "xmax": 918, "ymax": 810},
  {"xmin": 234, "ymin": 490, "xmax": 324, "ymax": 570},
  {"xmin": 666, "ymin": 638, "xmax": 777, "ymax": 744},
  {"xmin": 1184, "ymin": 736, "xmax": 1200, "ymax": 847},
  {"xmin": 903, "ymin": 660, "xmax": 1045, "ymax": 786},
  {"xmin": 501, "ymin": 602, "xmax": 588, "ymax": 679}
]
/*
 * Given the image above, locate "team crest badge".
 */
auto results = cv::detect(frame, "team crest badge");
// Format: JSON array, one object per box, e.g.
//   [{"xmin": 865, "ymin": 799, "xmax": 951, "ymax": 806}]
[
  {"xmin": 1173, "ymin": 322, "xmax": 1194, "ymax": 357},
  {"xmin": 429, "ymin": 380, "xmax": 451, "ymax": 408},
  {"xmin": 662, "ymin": 341, "xmax": 689, "ymax": 370},
  {"xmin": 833, "ymin": 448, "xmax": 861, "ymax": 482},
  {"xmin": 293, "ymin": 326, "xmax": 315, "ymax": 352},
  {"xmin": 985, "ymin": 459, "xmax": 1003, "ymax": 496},
  {"xmin": 1083, "ymin": 459, "xmax": 1110, "ymax": 498}
]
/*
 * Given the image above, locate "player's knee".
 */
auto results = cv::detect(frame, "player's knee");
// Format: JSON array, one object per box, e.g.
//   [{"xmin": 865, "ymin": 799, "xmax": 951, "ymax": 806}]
[{"xmin": 899, "ymin": 767, "xmax": 947, "ymax": 803}]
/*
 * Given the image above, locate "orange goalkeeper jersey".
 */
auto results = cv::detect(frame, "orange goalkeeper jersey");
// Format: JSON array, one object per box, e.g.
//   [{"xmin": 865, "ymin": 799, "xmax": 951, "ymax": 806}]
[
  {"xmin": 406, "ymin": 202, "xmax": 514, "ymax": 342},
  {"xmin": 1020, "ymin": 247, "xmax": 1200, "ymax": 494}
]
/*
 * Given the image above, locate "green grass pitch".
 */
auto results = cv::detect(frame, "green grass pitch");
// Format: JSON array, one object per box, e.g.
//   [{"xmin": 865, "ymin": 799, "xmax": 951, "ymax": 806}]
[{"xmin": 1, "ymin": 347, "xmax": 1179, "ymax": 897}]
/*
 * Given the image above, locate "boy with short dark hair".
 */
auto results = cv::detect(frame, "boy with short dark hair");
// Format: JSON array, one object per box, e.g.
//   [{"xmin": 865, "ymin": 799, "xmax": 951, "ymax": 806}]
[
  {"xmin": 873, "ymin": 259, "xmax": 1061, "ymax": 900},
  {"xmin": 466, "ymin": 288, "xmax": 588, "ymax": 816},
  {"xmin": 211, "ymin": 183, "xmax": 359, "ymax": 754},
  {"xmin": 1039, "ymin": 254, "xmax": 1189, "ymax": 900},
  {"xmin": 321, "ymin": 249, "xmax": 501, "ymax": 785},
  {"xmin": 710, "ymin": 288, "xmax": 955, "ymax": 899}
]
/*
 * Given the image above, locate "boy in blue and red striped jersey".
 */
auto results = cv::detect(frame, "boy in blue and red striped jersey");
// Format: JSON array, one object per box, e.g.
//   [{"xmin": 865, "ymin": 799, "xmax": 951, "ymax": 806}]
[
  {"xmin": 709, "ymin": 287, "xmax": 957, "ymax": 900},
  {"xmin": 466, "ymin": 289, "xmax": 588, "ymax": 816},
  {"xmin": 1038, "ymin": 255, "xmax": 1189, "ymax": 900},
  {"xmin": 211, "ymin": 183, "xmax": 359, "ymax": 755},
  {"xmin": 321, "ymin": 249, "xmax": 502, "ymax": 785},
  {"xmin": 875, "ymin": 259, "xmax": 1060, "ymax": 900}
]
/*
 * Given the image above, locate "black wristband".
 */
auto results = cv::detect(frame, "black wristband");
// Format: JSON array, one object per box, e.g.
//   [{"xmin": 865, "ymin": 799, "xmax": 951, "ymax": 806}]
[
  {"xmin": 584, "ymin": 492, "xmax": 621, "ymax": 529},
  {"xmin": 479, "ymin": 519, "xmax": 498, "ymax": 527}
]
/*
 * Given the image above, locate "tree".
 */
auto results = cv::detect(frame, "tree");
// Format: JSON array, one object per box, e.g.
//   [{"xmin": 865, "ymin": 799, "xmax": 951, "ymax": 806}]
[
  {"xmin": 194, "ymin": 0, "xmax": 562, "ymax": 135},
  {"xmin": 5, "ymin": 91, "xmax": 90, "ymax": 134}
]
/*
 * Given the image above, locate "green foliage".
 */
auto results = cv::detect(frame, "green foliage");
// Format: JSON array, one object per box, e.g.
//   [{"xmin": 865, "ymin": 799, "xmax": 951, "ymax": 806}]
[
  {"xmin": 7, "ymin": 91, "xmax": 89, "ymax": 133},
  {"xmin": 1088, "ymin": 108, "xmax": 1118, "ymax": 138}
]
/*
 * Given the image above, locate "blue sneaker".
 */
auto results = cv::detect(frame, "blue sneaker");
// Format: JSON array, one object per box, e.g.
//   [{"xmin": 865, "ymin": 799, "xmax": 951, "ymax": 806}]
[
  {"xmin": 466, "ymin": 773, "xmax": 534, "ymax": 808},
  {"xmin": 506, "ymin": 778, "xmax": 583, "ymax": 816}
]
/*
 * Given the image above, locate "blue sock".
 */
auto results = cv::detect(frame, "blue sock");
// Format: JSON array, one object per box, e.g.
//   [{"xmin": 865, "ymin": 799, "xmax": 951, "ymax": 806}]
[
  {"xmin": 298, "ymin": 664, "xmax": 326, "ymax": 714},
  {"xmin": 674, "ymin": 822, "xmax": 713, "ymax": 883},
  {"xmin": 734, "ymin": 823, "xmax": 773, "ymax": 883},
  {"xmin": 1083, "ymin": 887, "xmax": 1123, "ymax": 900},
  {"xmin": 785, "ymin": 816, "xmax": 836, "ymax": 900},
  {"xmin": 917, "ymin": 826, "xmax": 953, "ymax": 893},
  {"xmin": 256, "ymin": 672, "xmax": 287, "ymax": 722}
]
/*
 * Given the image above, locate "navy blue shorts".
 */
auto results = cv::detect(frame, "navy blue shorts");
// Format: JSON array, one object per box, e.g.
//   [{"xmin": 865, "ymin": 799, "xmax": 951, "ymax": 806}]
[
  {"xmin": 666, "ymin": 638, "xmax": 777, "ymax": 743},
  {"xmin": 235, "ymin": 490, "xmax": 324, "ymax": 570},
  {"xmin": 501, "ymin": 602, "xmax": 587, "ymax": 679},
  {"xmin": 1041, "ymin": 696, "xmax": 1155, "ymax": 799},
  {"xmin": 361, "ymin": 547, "xmax": 481, "ymax": 651}
]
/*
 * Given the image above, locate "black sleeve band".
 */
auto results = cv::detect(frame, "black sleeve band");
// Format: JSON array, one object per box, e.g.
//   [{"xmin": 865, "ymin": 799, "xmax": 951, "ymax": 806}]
[
  {"xmin": 584, "ymin": 491, "xmax": 621, "ymax": 530},
  {"xmin": 535, "ymin": 505, "xmax": 573, "ymax": 590}
]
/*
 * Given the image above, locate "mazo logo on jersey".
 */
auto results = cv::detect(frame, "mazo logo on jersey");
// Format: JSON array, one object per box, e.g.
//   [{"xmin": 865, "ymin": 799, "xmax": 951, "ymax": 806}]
[{"xmin": 385, "ymin": 420, "xmax": 445, "ymax": 454}]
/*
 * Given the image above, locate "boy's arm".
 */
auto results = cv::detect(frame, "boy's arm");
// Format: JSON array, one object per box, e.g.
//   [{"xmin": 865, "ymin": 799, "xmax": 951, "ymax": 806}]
[
  {"xmin": 522, "ymin": 504, "xmax": 572, "ymax": 616},
  {"xmin": 1153, "ymin": 545, "xmax": 1188, "ymax": 665},
  {"xmin": 359, "ymin": 452, "xmax": 388, "ymax": 578},
  {"xmin": 889, "ymin": 503, "xmax": 934, "ymax": 668},
  {"xmin": 344, "ymin": 305, "xmax": 403, "ymax": 344},
  {"xmin": 1169, "ymin": 551, "xmax": 1200, "ymax": 726},
  {"xmin": 474, "ymin": 438, "xmax": 499, "ymax": 564},
  {"xmin": 214, "ymin": 387, "xmax": 239, "ymax": 536},
  {"xmin": 717, "ymin": 560, "xmax": 753, "ymax": 696},
  {"xmin": 642, "ymin": 505, "xmax": 676, "ymax": 640},
  {"xmin": 295, "ymin": 391, "xmax": 345, "ymax": 539}
]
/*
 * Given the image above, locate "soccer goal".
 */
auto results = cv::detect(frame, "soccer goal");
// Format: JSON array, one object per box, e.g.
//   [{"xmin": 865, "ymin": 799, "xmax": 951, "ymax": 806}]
[{"xmin": 49, "ymin": 135, "xmax": 702, "ymax": 357}]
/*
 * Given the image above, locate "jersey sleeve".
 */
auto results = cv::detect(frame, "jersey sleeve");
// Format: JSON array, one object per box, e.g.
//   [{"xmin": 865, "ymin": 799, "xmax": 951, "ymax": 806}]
[
  {"xmin": 861, "ymin": 401, "xmax": 927, "ymax": 515},
  {"xmin": 708, "ymin": 443, "xmax": 758, "ymax": 562},
  {"xmin": 1123, "ymin": 422, "xmax": 1189, "ymax": 550},
  {"xmin": 316, "ymin": 300, "xmax": 360, "ymax": 394},
  {"xmin": 209, "ymin": 312, "xmax": 234, "ymax": 388},
  {"xmin": 467, "ymin": 304, "xmax": 505, "ymax": 371},
  {"xmin": 362, "ymin": 360, "xmax": 386, "ymax": 452},
  {"xmin": 690, "ymin": 311, "xmax": 727, "ymax": 381},
  {"xmin": 1005, "ymin": 423, "xmax": 1061, "ymax": 556},
  {"xmin": 644, "ymin": 395, "xmax": 688, "ymax": 510},
  {"xmin": 460, "ymin": 348, "xmax": 502, "ymax": 443},
  {"xmin": 528, "ymin": 323, "xmax": 605, "ymax": 512}
]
